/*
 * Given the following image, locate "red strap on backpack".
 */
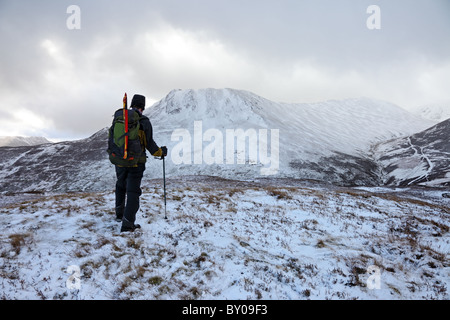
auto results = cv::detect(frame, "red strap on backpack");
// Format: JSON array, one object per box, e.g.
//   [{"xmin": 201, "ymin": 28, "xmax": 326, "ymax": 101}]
[{"xmin": 123, "ymin": 93, "xmax": 128, "ymax": 159}]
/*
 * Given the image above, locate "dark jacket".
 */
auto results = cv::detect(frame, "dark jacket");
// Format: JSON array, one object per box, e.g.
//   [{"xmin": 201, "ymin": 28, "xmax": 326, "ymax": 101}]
[{"xmin": 135, "ymin": 108, "xmax": 159, "ymax": 163}]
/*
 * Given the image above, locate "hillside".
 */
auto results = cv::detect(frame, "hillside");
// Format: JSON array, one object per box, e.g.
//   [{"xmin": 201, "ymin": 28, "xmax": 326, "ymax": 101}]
[
  {"xmin": 1, "ymin": 176, "xmax": 448, "ymax": 300},
  {"xmin": 0, "ymin": 88, "xmax": 444, "ymax": 194},
  {"xmin": 374, "ymin": 118, "xmax": 450, "ymax": 187},
  {"xmin": 0, "ymin": 129, "xmax": 113, "ymax": 193}
]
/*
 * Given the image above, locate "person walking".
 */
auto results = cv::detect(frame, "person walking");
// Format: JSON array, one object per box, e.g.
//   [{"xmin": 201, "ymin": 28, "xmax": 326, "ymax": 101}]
[{"xmin": 109, "ymin": 94, "xmax": 167, "ymax": 232}]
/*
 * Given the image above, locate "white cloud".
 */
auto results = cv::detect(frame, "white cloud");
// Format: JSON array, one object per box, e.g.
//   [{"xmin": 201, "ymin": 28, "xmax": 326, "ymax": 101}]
[
  {"xmin": 129, "ymin": 24, "xmax": 259, "ymax": 90},
  {"xmin": 0, "ymin": 108, "xmax": 53, "ymax": 137}
]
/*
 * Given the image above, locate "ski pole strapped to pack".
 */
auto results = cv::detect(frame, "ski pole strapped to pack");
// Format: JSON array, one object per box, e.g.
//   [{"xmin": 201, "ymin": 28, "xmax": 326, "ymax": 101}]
[
  {"xmin": 107, "ymin": 93, "xmax": 143, "ymax": 167},
  {"xmin": 123, "ymin": 93, "xmax": 128, "ymax": 159}
]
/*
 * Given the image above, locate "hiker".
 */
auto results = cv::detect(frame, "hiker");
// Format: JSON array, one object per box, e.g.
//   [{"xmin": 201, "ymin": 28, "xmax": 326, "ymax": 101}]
[{"xmin": 109, "ymin": 94, "xmax": 167, "ymax": 232}]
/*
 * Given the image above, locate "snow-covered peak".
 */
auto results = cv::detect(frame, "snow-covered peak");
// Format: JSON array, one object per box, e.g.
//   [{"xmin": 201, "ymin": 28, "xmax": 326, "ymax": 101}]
[
  {"xmin": 146, "ymin": 88, "xmax": 435, "ymax": 156},
  {"xmin": 0, "ymin": 136, "xmax": 52, "ymax": 147},
  {"xmin": 147, "ymin": 88, "xmax": 269, "ymax": 130},
  {"xmin": 140, "ymin": 88, "xmax": 440, "ymax": 184}
]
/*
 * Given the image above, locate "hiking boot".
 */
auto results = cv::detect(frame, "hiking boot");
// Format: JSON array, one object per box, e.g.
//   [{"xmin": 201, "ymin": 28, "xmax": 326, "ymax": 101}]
[
  {"xmin": 115, "ymin": 205, "xmax": 124, "ymax": 222},
  {"xmin": 120, "ymin": 224, "xmax": 141, "ymax": 233}
]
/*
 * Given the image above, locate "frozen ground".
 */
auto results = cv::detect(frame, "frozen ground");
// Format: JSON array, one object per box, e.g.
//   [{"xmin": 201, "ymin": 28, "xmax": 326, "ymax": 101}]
[{"xmin": 0, "ymin": 176, "xmax": 448, "ymax": 300}]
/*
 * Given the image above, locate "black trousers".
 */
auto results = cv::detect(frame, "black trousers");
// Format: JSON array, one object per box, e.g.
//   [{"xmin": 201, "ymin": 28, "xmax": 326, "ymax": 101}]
[{"xmin": 115, "ymin": 164, "xmax": 145, "ymax": 227}]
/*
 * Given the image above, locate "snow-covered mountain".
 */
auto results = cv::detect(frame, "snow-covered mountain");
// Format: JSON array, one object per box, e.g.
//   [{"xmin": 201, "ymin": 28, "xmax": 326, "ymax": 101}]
[
  {"xmin": 373, "ymin": 118, "xmax": 450, "ymax": 187},
  {"xmin": 0, "ymin": 136, "xmax": 52, "ymax": 147},
  {"xmin": 0, "ymin": 88, "xmax": 443, "ymax": 193},
  {"xmin": 146, "ymin": 88, "xmax": 435, "ymax": 185}
]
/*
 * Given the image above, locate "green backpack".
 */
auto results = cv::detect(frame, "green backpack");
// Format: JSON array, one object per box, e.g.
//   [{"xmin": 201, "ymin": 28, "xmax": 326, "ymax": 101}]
[{"xmin": 107, "ymin": 108, "xmax": 143, "ymax": 167}]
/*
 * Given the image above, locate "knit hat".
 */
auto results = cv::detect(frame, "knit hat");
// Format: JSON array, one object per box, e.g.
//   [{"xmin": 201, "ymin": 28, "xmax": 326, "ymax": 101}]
[{"xmin": 131, "ymin": 94, "xmax": 146, "ymax": 110}]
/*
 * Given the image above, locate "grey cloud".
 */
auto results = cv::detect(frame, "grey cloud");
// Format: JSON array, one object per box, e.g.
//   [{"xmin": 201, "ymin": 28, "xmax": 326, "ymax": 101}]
[{"xmin": 0, "ymin": 0, "xmax": 449, "ymax": 139}]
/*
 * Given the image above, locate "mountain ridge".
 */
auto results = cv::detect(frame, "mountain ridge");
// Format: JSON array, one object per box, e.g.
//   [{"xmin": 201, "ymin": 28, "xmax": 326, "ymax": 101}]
[
  {"xmin": 0, "ymin": 136, "xmax": 52, "ymax": 147},
  {"xmin": 0, "ymin": 88, "xmax": 447, "ymax": 193},
  {"xmin": 145, "ymin": 88, "xmax": 436, "ymax": 185}
]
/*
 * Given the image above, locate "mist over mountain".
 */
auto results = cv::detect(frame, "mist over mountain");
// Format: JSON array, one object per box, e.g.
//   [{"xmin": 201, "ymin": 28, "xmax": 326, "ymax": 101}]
[
  {"xmin": 411, "ymin": 103, "xmax": 450, "ymax": 122},
  {"xmin": 0, "ymin": 88, "xmax": 447, "ymax": 194}
]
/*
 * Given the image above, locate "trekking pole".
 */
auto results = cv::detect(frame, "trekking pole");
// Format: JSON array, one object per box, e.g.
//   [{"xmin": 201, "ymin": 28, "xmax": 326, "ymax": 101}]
[{"xmin": 155, "ymin": 147, "xmax": 168, "ymax": 219}]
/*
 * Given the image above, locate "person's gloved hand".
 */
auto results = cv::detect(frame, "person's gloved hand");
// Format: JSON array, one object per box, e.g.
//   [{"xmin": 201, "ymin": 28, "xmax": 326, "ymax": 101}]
[
  {"xmin": 161, "ymin": 146, "xmax": 168, "ymax": 157},
  {"xmin": 152, "ymin": 146, "xmax": 168, "ymax": 158}
]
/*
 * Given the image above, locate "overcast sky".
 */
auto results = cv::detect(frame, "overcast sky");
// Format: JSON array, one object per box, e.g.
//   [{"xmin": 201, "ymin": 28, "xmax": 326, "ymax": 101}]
[{"xmin": 1, "ymin": 0, "xmax": 449, "ymax": 140}]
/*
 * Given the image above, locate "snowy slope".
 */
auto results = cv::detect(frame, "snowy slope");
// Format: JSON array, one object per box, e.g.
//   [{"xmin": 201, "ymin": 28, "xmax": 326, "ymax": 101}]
[
  {"xmin": 145, "ymin": 88, "xmax": 435, "ymax": 185},
  {"xmin": 149, "ymin": 88, "xmax": 433, "ymax": 156},
  {"xmin": 0, "ymin": 136, "xmax": 52, "ymax": 147},
  {"xmin": 373, "ymin": 118, "xmax": 450, "ymax": 187},
  {"xmin": 0, "ymin": 129, "xmax": 115, "ymax": 193},
  {"xmin": 0, "ymin": 177, "xmax": 448, "ymax": 300}
]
